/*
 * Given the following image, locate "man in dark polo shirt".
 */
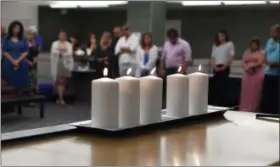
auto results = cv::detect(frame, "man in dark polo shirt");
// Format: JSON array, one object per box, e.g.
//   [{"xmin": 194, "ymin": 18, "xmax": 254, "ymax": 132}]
[{"xmin": 110, "ymin": 26, "xmax": 123, "ymax": 78}]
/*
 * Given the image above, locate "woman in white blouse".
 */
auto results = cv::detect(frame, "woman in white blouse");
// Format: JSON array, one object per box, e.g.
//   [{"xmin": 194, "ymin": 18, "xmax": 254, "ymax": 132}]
[
  {"xmin": 136, "ymin": 33, "xmax": 158, "ymax": 77},
  {"xmin": 211, "ymin": 29, "xmax": 235, "ymax": 105},
  {"xmin": 50, "ymin": 31, "xmax": 74, "ymax": 105}
]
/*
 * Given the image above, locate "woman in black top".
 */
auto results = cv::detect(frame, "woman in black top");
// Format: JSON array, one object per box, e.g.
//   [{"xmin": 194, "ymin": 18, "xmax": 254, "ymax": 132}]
[
  {"xmin": 86, "ymin": 33, "xmax": 97, "ymax": 57},
  {"xmin": 26, "ymin": 30, "xmax": 39, "ymax": 94},
  {"xmin": 70, "ymin": 35, "xmax": 80, "ymax": 53},
  {"xmin": 97, "ymin": 31, "xmax": 113, "ymax": 78},
  {"xmin": 85, "ymin": 33, "xmax": 98, "ymax": 70}
]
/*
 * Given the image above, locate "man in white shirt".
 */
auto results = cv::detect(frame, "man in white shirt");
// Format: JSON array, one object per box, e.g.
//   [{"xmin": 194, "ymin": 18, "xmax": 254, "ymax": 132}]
[{"xmin": 115, "ymin": 25, "xmax": 139, "ymax": 77}]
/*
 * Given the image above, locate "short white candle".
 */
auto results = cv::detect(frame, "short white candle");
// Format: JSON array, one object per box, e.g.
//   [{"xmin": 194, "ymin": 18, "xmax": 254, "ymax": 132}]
[
  {"xmin": 140, "ymin": 69, "xmax": 163, "ymax": 125},
  {"xmin": 188, "ymin": 65, "xmax": 209, "ymax": 116},
  {"xmin": 166, "ymin": 73, "xmax": 189, "ymax": 118},
  {"xmin": 91, "ymin": 68, "xmax": 119, "ymax": 129},
  {"xmin": 116, "ymin": 68, "xmax": 140, "ymax": 128}
]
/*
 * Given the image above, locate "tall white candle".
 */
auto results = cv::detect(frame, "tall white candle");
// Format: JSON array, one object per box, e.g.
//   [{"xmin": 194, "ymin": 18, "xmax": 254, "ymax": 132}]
[
  {"xmin": 166, "ymin": 73, "xmax": 189, "ymax": 118},
  {"xmin": 140, "ymin": 70, "xmax": 163, "ymax": 125},
  {"xmin": 116, "ymin": 68, "xmax": 140, "ymax": 128},
  {"xmin": 188, "ymin": 65, "xmax": 209, "ymax": 116},
  {"xmin": 91, "ymin": 68, "xmax": 119, "ymax": 129}
]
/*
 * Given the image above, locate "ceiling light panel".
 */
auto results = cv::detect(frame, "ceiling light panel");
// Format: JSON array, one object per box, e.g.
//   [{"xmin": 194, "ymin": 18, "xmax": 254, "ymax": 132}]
[{"xmin": 182, "ymin": 1, "xmax": 222, "ymax": 6}]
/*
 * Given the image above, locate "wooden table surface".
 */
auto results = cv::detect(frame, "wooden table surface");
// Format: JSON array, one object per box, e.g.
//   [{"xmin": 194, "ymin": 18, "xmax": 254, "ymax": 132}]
[{"xmin": 2, "ymin": 118, "xmax": 279, "ymax": 166}]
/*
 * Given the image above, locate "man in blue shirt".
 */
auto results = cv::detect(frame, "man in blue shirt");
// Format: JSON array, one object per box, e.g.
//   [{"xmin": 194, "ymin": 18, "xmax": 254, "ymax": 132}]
[{"xmin": 260, "ymin": 24, "xmax": 280, "ymax": 114}]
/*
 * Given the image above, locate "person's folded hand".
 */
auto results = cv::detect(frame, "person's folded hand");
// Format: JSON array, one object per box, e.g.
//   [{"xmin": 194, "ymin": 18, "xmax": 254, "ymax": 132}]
[
  {"xmin": 14, "ymin": 59, "xmax": 21, "ymax": 66},
  {"xmin": 120, "ymin": 48, "xmax": 126, "ymax": 52},
  {"xmin": 12, "ymin": 60, "xmax": 20, "ymax": 70},
  {"xmin": 121, "ymin": 47, "xmax": 130, "ymax": 53},
  {"xmin": 10, "ymin": 59, "xmax": 17, "ymax": 66},
  {"xmin": 59, "ymin": 47, "xmax": 67, "ymax": 53}
]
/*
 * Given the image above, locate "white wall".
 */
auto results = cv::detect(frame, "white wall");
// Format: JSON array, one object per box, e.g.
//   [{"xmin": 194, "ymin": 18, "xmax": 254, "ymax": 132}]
[{"xmin": 1, "ymin": 1, "xmax": 39, "ymax": 29}]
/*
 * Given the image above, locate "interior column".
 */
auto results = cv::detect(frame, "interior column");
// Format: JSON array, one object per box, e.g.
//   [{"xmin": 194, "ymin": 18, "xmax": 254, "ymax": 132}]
[{"xmin": 127, "ymin": 1, "xmax": 166, "ymax": 46}]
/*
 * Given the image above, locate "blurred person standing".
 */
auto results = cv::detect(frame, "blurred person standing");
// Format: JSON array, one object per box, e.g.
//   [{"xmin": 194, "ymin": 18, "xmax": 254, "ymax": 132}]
[
  {"xmin": 136, "ymin": 32, "xmax": 158, "ymax": 77},
  {"xmin": 211, "ymin": 30, "xmax": 235, "ymax": 80},
  {"xmin": 110, "ymin": 26, "xmax": 122, "ymax": 78},
  {"xmin": 210, "ymin": 29, "xmax": 235, "ymax": 105},
  {"xmin": 26, "ymin": 29, "xmax": 40, "ymax": 95},
  {"xmin": 2, "ymin": 21, "xmax": 29, "ymax": 92},
  {"xmin": 50, "ymin": 30, "xmax": 74, "ymax": 105},
  {"xmin": 70, "ymin": 35, "xmax": 80, "ymax": 53},
  {"xmin": 260, "ymin": 24, "xmax": 280, "ymax": 114},
  {"xmin": 239, "ymin": 37, "xmax": 265, "ymax": 112},
  {"xmin": 160, "ymin": 28, "xmax": 192, "ymax": 76},
  {"xmin": 115, "ymin": 25, "xmax": 139, "ymax": 77},
  {"xmin": 86, "ymin": 33, "xmax": 97, "ymax": 57},
  {"xmin": 97, "ymin": 31, "xmax": 113, "ymax": 77},
  {"xmin": 111, "ymin": 26, "xmax": 122, "ymax": 51},
  {"xmin": 85, "ymin": 33, "xmax": 98, "ymax": 70}
]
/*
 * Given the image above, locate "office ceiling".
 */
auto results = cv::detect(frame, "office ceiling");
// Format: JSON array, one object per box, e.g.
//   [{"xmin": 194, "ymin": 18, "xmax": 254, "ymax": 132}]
[{"xmin": 6, "ymin": 1, "xmax": 279, "ymax": 9}]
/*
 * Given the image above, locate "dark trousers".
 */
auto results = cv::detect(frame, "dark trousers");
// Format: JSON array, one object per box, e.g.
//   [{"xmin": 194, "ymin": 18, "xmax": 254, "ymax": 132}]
[
  {"xmin": 260, "ymin": 75, "xmax": 280, "ymax": 114},
  {"xmin": 141, "ymin": 69, "xmax": 150, "ymax": 77},
  {"xmin": 166, "ymin": 67, "xmax": 178, "ymax": 76},
  {"xmin": 162, "ymin": 67, "xmax": 179, "ymax": 108},
  {"xmin": 212, "ymin": 65, "xmax": 230, "ymax": 106},
  {"xmin": 111, "ymin": 55, "xmax": 119, "ymax": 79}
]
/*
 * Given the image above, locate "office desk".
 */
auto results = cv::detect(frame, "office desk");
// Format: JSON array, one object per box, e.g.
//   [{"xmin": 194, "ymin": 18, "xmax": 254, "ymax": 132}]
[{"xmin": 2, "ymin": 112, "xmax": 278, "ymax": 166}]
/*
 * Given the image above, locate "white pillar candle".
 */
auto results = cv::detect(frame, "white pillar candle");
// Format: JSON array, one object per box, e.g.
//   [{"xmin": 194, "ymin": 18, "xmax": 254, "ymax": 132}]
[
  {"xmin": 188, "ymin": 65, "xmax": 209, "ymax": 116},
  {"xmin": 91, "ymin": 68, "xmax": 119, "ymax": 129},
  {"xmin": 116, "ymin": 76, "xmax": 140, "ymax": 128},
  {"xmin": 166, "ymin": 74, "xmax": 189, "ymax": 118},
  {"xmin": 140, "ymin": 76, "xmax": 163, "ymax": 125}
]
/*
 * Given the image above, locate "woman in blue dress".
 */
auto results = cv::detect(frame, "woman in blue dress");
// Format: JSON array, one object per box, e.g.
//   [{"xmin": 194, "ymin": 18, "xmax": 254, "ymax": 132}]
[{"xmin": 2, "ymin": 21, "xmax": 29, "ymax": 94}]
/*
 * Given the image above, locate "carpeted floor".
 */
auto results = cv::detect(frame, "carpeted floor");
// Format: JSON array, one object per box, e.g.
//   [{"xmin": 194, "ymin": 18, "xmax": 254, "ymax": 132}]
[{"xmin": 1, "ymin": 102, "xmax": 91, "ymax": 133}]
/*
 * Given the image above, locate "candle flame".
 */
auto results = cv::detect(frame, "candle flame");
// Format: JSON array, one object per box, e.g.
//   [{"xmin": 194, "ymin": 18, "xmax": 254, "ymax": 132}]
[
  {"xmin": 103, "ymin": 68, "xmax": 108, "ymax": 77},
  {"xmin": 126, "ymin": 68, "xmax": 132, "ymax": 76},
  {"xmin": 177, "ymin": 66, "xmax": 182, "ymax": 73},
  {"xmin": 150, "ymin": 67, "xmax": 156, "ymax": 75},
  {"xmin": 198, "ymin": 64, "xmax": 202, "ymax": 72}
]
